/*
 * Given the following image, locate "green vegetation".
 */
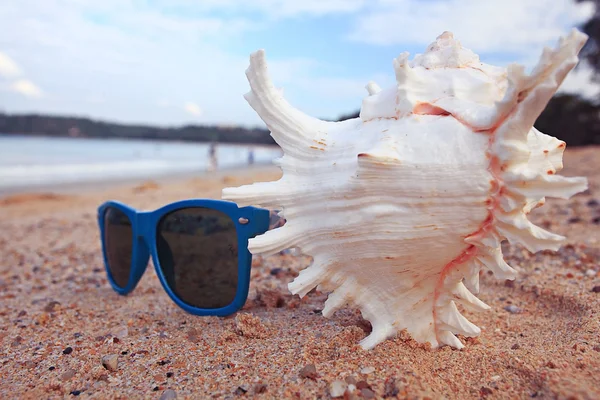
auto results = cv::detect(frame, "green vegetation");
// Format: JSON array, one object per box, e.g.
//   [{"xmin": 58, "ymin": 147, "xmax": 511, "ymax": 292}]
[{"xmin": 0, "ymin": 113, "xmax": 276, "ymax": 145}]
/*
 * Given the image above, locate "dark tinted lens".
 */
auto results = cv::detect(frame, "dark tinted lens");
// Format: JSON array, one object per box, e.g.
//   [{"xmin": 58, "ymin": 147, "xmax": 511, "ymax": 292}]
[
  {"xmin": 156, "ymin": 207, "xmax": 238, "ymax": 309},
  {"xmin": 103, "ymin": 207, "xmax": 134, "ymax": 288}
]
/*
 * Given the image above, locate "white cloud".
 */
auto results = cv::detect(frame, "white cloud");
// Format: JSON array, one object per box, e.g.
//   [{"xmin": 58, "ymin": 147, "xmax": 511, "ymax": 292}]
[
  {"xmin": 348, "ymin": 0, "xmax": 594, "ymax": 58},
  {"xmin": 0, "ymin": 49, "xmax": 44, "ymax": 99},
  {"xmin": 558, "ymin": 62, "xmax": 600, "ymax": 99},
  {"xmin": 11, "ymin": 79, "xmax": 43, "ymax": 98},
  {"xmin": 0, "ymin": 0, "xmax": 354, "ymax": 126},
  {"xmin": 0, "ymin": 0, "xmax": 595, "ymax": 125},
  {"xmin": 0, "ymin": 1, "xmax": 264, "ymax": 124},
  {"xmin": 184, "ymin": 102, "xmax": 202, "ymax": 116},
  {"xmin": 0, "ymin": 51, "xmax": 21, "ymax": 78},
  {"xmin": 156, "ymin": 0, "xmax": 367, "ymax": 19},
  {"xmin": 247, "ymin": 0, "xmax": 367, "ymax": 18}
]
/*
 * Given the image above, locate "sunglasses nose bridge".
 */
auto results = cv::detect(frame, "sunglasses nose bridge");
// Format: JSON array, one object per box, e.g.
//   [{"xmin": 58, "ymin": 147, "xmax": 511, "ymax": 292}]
[{"xmin": 135, "ymin": 211, "xmax": 153, "ymax": 242}]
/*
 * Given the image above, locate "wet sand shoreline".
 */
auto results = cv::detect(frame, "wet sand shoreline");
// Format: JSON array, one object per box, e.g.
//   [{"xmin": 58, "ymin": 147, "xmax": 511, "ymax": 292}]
[{"xmin": 0, "ymin": 161, "xmax": 277, "ymax": 197}]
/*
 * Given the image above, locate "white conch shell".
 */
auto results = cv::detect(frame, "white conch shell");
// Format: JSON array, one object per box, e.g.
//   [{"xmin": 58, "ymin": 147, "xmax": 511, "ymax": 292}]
[{"xmin": 222, "ymin": 30, "xmax": 589, "ymax": 350}]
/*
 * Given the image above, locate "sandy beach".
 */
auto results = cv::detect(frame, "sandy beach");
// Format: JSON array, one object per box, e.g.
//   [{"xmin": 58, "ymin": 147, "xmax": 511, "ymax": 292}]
[{"xmin": 0, "ymin": 147, "xmax": 599, "ymax": 400}]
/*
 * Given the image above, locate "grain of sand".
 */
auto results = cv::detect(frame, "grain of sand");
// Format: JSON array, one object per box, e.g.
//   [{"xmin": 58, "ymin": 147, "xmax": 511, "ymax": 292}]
[{"xmin": 0, "ymin": 149, "xmax": 599, "ymax": 400}]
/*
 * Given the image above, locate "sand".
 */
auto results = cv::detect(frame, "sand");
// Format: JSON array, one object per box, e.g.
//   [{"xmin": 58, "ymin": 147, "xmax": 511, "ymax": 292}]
[{"xmin": 0, "ymin": 148, "xmax": 599, "ymax": 400}]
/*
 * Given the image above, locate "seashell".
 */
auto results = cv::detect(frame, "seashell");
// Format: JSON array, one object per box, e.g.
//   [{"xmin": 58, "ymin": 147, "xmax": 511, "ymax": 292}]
[{"xmin": 222, "ymin": 29, "xmax": 589, "ymax": 350}]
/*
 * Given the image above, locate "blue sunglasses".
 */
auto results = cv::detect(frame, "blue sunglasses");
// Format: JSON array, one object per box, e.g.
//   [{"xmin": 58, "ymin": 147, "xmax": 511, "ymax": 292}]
[{"xmin": 97, "ymin": 199, "xmax": 284, "ymax": 317}]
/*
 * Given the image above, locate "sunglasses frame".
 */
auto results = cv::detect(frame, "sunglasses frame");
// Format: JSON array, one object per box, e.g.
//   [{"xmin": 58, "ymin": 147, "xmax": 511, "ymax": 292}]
[{"xmin": 97, "ymin": 199, "xmax": 271, "ymax": 317}]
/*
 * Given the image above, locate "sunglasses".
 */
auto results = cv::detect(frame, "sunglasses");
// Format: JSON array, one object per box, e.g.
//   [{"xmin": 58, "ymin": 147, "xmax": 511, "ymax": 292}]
[{"xmin": 97, "ymin": 199, "xmax": 285, "ymax": 316}]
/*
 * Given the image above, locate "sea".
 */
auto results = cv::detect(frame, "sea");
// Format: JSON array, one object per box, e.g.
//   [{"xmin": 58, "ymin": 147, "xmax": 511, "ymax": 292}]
[{"xmin": 0, "ymin": 134, "xmax": 283, "ymax": 194}]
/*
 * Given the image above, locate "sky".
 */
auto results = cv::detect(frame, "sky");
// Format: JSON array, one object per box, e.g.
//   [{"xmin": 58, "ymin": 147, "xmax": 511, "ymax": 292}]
[{"xmin": 0, "ymin": 0, "xmax": 597, "ymax": 128}]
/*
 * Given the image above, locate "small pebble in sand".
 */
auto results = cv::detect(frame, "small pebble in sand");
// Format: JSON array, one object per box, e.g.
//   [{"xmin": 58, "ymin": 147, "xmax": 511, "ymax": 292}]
[
  {"xmin": 44, "ymin": 300, "xmax": 61, "ymax": 312},
  {"xmin": 114, "ymin": 326, "xmax": 128, "ymax": 339},
  {"xmin": 62, "ymin": 346, "xmax": 73, "ymax": 355},
  {"xmin": 186, "ymin": 327, "xmax": 199, "ymax": 343},
  {"xmin": 21, "ymin": 360, "xmax": 35, "ymax": 369},
  {"xmin": 356, "ymin": 380, "xmax": 371, "ymax": 390},
  {"xmin": 101, "ymin": 354, "xmax": 119, "ymax": 371},
  {"xmin": 592, "ymin": 286, "xmax": 600, "ymax": 293},
  {"xmin": 234, "ymin": 385, "xmax": 248, "ymax": 395},
  {"xmin": 235, "ymin": 313, "xmax": 270, "ymax": 339},
  {"xmin": 299, "ymin": 364, "xmax": 318, "ymax": 380},
  {"xmin": 345, "ymin": 375, "xmax": 357, "ymax": 385},
  {"xmin": 257, "ymin": 289, "xmax": 285, "ymax": 308},
  {"xmin": 361, "ymin": 388, "xmax": 376, "ymax": 399},
  {"xmin": 330, "ymin": 380, "xmax": 347, "ymax": 398},
  {"xmin": 11, "ymin": 336, "xmax": 22, "ymax": 347},
  {"xmin": 511, "ymin": 343, "xmax": 521, "ymax": 350},
  {"xmin": 360, "ymin": 366, "xmax": 375, "ymax": 374},
  {"xmin": 159, "ymin": 389, "xmax": 177, "ymax": 400},
  {"xmin": 384, "ymin": 377, "xmax": 400, "ymax": 397},
  {"xmin": 253, "ymin": 384, "xmax": 268, "ymax": 394},
  {"xmin": 60, "ymin": 368, "xmax": 76, "ymax": 381},
  {"xmin": 504, "ymin": 305, "xmax": 522, "ymax": 314},
  {"xmin": 504, "ymin": 279, "xmax": 515, "ymax": 288},
  {"xmin": 586, "ymin": 269, "xmax": 597, "ymax": 277}
]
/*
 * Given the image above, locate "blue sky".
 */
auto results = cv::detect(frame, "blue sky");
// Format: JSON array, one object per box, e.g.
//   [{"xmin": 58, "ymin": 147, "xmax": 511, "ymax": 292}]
[{"xmin": 0, "ymin": 0, "xmax": 597, "ymax": 128}]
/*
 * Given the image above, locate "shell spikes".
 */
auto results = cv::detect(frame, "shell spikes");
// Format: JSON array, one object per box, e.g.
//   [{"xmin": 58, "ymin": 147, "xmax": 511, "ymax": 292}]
[{"xmin": 222, "ymin": 30, "xmax": 589, "ymax": 350}]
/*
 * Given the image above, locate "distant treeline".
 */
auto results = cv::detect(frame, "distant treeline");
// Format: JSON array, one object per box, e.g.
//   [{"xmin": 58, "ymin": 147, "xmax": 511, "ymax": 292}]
[
  {"xmin": 2, "ymin": 92, "xmax": 599, "ymax": 147},
  {"xmin": 0, "ymin": 113, "xmax": 276, "ymax": 145},
  {"xmin": 337, "ymin": 94, "xmax": 600, "ymax": 147}
]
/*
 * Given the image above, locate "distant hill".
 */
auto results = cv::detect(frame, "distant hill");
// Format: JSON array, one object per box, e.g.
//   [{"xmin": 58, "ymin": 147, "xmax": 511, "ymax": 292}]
[
  {"xmin": 0, "ymin": 113, "xmax": 276, "ymax": 145},
  {"xmin": 3, "ymin": 93, "xmax": 599, "ymax": 148}
]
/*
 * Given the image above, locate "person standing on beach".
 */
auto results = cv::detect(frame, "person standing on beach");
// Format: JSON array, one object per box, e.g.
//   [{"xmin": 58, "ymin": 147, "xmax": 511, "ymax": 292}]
[
  {"xmin": 208, "ymin": 141, "xmax": 218, "ymax": 172},
  {"xmin": 248, "ymin": 148, "xmax": 254, "ymax": 165}
]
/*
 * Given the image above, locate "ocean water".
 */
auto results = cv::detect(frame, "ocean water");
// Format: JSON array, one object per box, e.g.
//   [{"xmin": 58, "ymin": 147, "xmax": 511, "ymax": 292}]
[{"xmin": 0, "ymin": 134, "xmax": 282, "ymax": 193}]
